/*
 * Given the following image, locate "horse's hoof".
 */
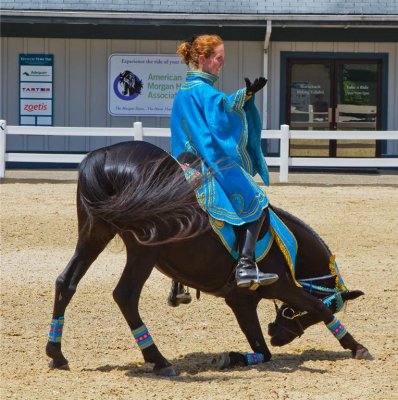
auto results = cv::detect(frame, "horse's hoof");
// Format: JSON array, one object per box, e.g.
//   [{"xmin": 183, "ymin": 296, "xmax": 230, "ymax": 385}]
[
  {"xmin": 211, "ymin": 353, "xmax": 231, "ymax": 369},
  {"xmin": 154, "ymin": 366, "xmax": 177, "ymax": 377},
  {"xmin": 354, "ymin": 347, "xmax": 374, "ymax": 361},
  {"xmin": 48, "ymin": 360, "xmax": 70, "ymax": 370}
]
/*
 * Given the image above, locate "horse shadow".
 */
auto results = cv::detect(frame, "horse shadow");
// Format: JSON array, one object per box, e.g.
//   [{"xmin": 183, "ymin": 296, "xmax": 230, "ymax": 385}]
[{"xmin": 88, "ymin": 349, "xmax": 351, "ymax": 381}]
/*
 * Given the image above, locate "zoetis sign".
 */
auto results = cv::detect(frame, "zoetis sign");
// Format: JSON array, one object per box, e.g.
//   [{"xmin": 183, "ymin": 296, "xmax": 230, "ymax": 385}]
[
  {"xmin": 19, "ymin": 54, "xmax": 54, "ymax": 125},
  {"xmin": 108, "ymin": 54, "xmax": 187, "ymax": 116}
]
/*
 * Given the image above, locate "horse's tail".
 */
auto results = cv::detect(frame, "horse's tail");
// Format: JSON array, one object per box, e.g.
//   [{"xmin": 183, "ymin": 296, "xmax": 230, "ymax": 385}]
[{"xmin": 77, "ymin": 142, "xmax": 209, "ymax": 245}]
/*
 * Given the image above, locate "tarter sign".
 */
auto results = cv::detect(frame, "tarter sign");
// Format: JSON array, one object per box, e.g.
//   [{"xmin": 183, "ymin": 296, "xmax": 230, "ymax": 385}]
[
  {"xmin": 108, "ymin": 54, "xmax": 187, "ymax": 116},
  {"xmin": 19, "ymin": 54, "xmax": 54, "ymax": 125}
]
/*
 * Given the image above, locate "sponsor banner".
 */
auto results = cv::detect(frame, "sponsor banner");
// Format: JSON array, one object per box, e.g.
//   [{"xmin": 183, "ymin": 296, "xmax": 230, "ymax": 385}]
[
  {"xmin": 20, "ymin": 54, "xmax": 53, "ymax": 66},
  {"xmin": 20, "ymin": 99, "xmax": 52, "ymax": 116},
  {"xmin": 20, "ymin": 65, "xmax": 53, "ymax": 82},
  {"xmin": 20, "ymin": 82, "xmax": 53, "ymax": 99},
  {"xmin": 19, "ymin": 54, "xmax": 54, "ymax": 125},
  {"xmin": 108, "ymin": 54, "xmax": 187, "ymax": 116}
]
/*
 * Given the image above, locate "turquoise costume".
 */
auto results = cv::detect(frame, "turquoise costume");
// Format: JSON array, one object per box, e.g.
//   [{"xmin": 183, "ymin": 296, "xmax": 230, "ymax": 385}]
[{"xmin": 171, "ymin": 70, "xmax": 269, "ymax": 226}]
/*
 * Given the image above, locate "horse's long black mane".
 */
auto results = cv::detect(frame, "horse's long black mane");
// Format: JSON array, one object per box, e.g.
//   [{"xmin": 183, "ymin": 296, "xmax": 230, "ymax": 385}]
[{"xmin": 78, "ymin": 142, "xmax": 209, "ymax": 245}]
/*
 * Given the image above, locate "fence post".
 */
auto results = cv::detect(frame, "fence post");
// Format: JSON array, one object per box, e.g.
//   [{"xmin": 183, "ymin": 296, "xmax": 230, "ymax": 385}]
[
  {"xmin": 0, "ymin": 120, "xmax": 7, "ymax": 178},
  {"xmin": 279, "ymin": 124, "xmax": 290, "ymax": 183},
  {"xmin": 133, "ymin": 121, "xmax": 143, "ymax": 141}
]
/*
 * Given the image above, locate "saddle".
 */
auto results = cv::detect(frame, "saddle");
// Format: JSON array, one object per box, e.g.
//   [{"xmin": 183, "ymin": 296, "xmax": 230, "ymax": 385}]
[{"xmin": 168, "ymin": 153, "xmax": 300, "ymax": 305}]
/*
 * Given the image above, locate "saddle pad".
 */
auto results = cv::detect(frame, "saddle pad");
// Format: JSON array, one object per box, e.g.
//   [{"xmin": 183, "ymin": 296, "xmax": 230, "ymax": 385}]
[{"xmin": 209, "ymin": 208, "xmax": 301, "ymax": 287}]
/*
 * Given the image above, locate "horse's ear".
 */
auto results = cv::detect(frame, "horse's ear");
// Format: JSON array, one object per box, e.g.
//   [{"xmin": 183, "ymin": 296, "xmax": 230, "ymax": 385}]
[{"xmin": 342, "ymin": 290, "xmax": 364, "ymax": 302}]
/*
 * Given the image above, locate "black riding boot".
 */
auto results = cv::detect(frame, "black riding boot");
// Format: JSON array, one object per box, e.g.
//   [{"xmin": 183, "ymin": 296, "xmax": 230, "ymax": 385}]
[{"xmin": 235, "ymin": 210, "xmax": 279, "ymax": 289}]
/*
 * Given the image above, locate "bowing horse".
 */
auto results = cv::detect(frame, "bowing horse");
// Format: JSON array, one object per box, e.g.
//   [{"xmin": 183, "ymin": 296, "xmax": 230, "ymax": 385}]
[{"xmin": 46, "ymin": 140, "xmax": 372, "ymax": 376}]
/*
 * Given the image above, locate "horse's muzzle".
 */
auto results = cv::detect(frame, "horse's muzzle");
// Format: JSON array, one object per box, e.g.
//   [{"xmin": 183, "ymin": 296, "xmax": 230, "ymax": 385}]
[{"xmin": 268, "ymin": 322, "xmax": 299, "ymax": 347}]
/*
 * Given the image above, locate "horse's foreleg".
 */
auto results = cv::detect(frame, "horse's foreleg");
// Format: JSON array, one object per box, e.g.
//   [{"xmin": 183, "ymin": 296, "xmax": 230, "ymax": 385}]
[
  {"xmin": 326, "ymin": 316, "xmax": 373, "ymax": 360},
  {"xmin": 46, "ymin": 222, "xmax": 114, "ymax": 369},
  {"xmin": 112, "ymin": 241, "xmax": 175, "ymax": 376},
  {"xmin": 280, "ymin": 287, "xmax": 372, "ymax": 360},
  {"xmin": 221, "ymin": 295, "xmax": 271, "ymax": 369}
]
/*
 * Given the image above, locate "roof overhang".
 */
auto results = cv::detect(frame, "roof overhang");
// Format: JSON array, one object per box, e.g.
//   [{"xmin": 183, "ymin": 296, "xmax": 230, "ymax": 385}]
[
  {"xmin": 1, "ymin": 11, "xmax": 398, "ymax": 27},
  {"xmin": 1, "ymin": 11, "xmax": 397, "ymax": 41}
]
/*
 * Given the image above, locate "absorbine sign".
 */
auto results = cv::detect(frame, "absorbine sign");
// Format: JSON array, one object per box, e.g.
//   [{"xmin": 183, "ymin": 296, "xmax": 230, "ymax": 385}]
[{"xmin": 108, "ymin": 54, "xmax": 187, "ymax": 116}]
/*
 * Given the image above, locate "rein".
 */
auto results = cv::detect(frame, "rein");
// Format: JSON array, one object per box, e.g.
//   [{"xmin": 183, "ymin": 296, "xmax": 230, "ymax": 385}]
[{"xmin": 275, "ymin": 257, "xmax": 349, "ymax": 334}]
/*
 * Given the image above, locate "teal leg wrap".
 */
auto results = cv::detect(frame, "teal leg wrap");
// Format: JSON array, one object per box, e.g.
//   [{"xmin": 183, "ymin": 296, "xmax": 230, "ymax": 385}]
[
  {"xmin": 132, "ymin": 324, "xmax": 154, "ymax": 350},
  {"xmin": 326, "ymin": 316, "xmax": 347, "ymax": 340},
  {"xmin": 243, "ymin": 352, "xmax": 265, "ymax": 365},
  {"xmin": 48, "ymin": 316, "xmax": 64, "ymax": 343}
]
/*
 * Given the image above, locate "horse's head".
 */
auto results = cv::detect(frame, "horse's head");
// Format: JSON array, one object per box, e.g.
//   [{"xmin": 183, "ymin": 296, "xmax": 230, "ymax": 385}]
[
  {"xmin": 118, "ymin": 70, "xmax": 143, "ymax": 96},
  {"xmin": 119, "ymin": 70, "xmax": 135, "ymax": 85},
  {"xmin": 268, "ymin": 290, "xmax": 364, "ymax": 346}
]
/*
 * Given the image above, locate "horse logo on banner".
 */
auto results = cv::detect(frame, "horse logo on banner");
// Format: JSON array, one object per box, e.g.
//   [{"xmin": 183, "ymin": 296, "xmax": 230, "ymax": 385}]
[{"xmin": 114, "ymin": 70, "xmax": 143, "ymax": 100}]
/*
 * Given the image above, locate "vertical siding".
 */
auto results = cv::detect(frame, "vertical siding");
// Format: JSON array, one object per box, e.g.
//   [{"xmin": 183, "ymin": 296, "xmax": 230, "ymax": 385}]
[
  {"xmin": 3, "ymin": 38, "xmax": 25, "ymax": 151},
  {"xmin": 0, "ymin": 37, "xmax": 263, "ymax": 153},
  {"xmin": 1, "ymin": 37, "xmax": 396, "ymax": 155}
]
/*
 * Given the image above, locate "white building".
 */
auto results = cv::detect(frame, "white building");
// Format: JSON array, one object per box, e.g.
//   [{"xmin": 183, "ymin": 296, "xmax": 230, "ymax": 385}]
[{"xmin": 1, "ymin": 1, "xmax": 398, "ymax": 161}]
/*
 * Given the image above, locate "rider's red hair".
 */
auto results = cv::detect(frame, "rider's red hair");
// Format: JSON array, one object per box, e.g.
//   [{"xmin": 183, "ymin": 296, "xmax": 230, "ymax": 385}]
[{"xmin": 176, "ymin": 34, "xmax": 223, "ymax": 68}]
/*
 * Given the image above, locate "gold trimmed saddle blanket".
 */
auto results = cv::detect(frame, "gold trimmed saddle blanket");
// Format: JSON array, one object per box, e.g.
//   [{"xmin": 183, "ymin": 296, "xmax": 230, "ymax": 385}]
[
  {"xmin": 209, "ymin": 208, "xmax": 301, "ymax": 287},
  {"xmin": 178, "ymin": 161, "xmax": 300, "ymax": 287}
]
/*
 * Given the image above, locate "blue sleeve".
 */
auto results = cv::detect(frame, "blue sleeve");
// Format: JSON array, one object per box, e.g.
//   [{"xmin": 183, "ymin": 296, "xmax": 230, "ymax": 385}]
[{"xmin": 244, "ymin": 96, "xmax": 269, "ymax": 185}]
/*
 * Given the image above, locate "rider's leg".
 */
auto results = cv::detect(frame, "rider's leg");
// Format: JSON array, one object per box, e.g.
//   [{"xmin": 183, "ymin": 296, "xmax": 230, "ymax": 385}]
[{"xmin": 235, "ymin": 209, "xmax": 279, "ymax": 288}]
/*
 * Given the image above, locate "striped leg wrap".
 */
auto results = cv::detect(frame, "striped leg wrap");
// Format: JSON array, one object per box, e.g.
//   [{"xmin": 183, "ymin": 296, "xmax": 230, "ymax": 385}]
[
  {"xmin": 243, "ymin": 352, "xmax": 265, "ymax": 366},
  {"xmin": 326, "ymin": 316, "xmax": 347, "ymax": 340},
  {"xmin": 132, "ymin": 324, "xmax": 154, "ymax": 350},
  {"xmin": 48, "ymin": 316, "xmax": 64, "ymax": 343}
]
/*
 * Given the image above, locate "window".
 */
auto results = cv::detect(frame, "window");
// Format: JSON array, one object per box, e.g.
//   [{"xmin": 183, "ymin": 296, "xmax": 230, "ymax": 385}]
[{"xmin": 286, "ymin": 58, "xmax": 382, "ymax": 157}]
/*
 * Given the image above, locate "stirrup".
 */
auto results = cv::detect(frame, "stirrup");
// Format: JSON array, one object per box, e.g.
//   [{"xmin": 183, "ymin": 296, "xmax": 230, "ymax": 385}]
[
  {"xmin": 176, "ymin": 291, "xmax": 192, "ymax": 304},
  {"xmin": 235, "ymin": 259, "xmax": 279, "ymax": 290},
  {"xmin": 167, "ymin": 286, "xmax": 192, "ymax": 307}
]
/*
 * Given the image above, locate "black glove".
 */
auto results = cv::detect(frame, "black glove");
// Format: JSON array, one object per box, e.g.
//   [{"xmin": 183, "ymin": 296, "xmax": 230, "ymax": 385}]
[{"xmin": 244, "ymin": 77, "xmax": 268, "ymax": 98}]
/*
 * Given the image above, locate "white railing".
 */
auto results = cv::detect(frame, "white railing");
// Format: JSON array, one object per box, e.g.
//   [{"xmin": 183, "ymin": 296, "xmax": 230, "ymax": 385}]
[{"xmin": 1, "ymin": 120, "xmax": 397, "ymax": 182}]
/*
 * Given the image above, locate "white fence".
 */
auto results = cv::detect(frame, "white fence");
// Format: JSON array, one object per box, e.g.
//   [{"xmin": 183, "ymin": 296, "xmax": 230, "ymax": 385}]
[{"xmin": 1, "ymin": 119, "xmax": 397, "ymax": 182}]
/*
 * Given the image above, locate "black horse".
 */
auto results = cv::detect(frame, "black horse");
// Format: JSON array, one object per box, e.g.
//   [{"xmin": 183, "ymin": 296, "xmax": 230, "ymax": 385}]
[{"xmin": 46, "ymin": 140, "xmax": 372, "ymax": 376}]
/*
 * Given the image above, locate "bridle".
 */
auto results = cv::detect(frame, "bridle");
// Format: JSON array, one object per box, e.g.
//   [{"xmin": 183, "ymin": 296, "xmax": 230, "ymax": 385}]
[
  {"xmin": 273, "ymin": 301, "xmax": 305, "ymax": 337},
  {"xmin": 271, "ymin": 267, "xmax": 349, "ymax": 339}
]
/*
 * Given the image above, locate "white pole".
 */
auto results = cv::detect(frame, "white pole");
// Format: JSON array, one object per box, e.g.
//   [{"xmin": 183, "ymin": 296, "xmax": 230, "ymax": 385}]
[
  {"xmin": 279, "ymin": 124, "xmax": 290, "ymax": 183},
  {"xmin": 133, "ymin": 121, "xmax": 143, "ymax": 141},
  {"xmin": 0, "ymin": 120, "xmax": 7, "ymax": 178},
  {"xmin": 262, "ymin": 20, "xmax": 272, "ymax": 130}
]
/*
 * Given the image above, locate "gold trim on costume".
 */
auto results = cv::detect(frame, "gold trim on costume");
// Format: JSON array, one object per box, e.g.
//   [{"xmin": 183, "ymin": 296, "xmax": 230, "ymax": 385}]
[{"xmin": 271, "ymin": 226, "xmax": 301, "ymax": 287}]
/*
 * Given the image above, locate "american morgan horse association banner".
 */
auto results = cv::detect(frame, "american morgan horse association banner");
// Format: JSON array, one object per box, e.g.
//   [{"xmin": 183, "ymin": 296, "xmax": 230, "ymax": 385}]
[{"xmin": 108, "ymin": 54, "xmax": 187, "ymax": 116}]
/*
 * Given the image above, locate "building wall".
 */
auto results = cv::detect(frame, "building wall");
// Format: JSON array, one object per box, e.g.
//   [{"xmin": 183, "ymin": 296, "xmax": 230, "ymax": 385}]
[
  {"xmin": 1, "ymin": 37, "xmax": 263, "ymax": 152},
  {"xmin": 1, "ymin": 36, "xmax": 397, "ymax": 155}
]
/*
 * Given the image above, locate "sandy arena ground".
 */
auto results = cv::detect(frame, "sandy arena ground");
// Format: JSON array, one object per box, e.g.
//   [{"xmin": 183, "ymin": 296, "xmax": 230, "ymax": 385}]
[{"xmin": 1, "ymin": 172, "xmax": 398, "ymax": 399}]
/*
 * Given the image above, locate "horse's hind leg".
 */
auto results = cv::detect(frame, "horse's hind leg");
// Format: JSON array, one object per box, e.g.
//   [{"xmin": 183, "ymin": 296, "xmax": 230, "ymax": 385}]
[
  {"xmin": 46, "ymin": 218, "xmax": 114, "ymax": 369},
  {"xmin": 112, "ymin": 236, "xmax": 175, "ymax": 376}
]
